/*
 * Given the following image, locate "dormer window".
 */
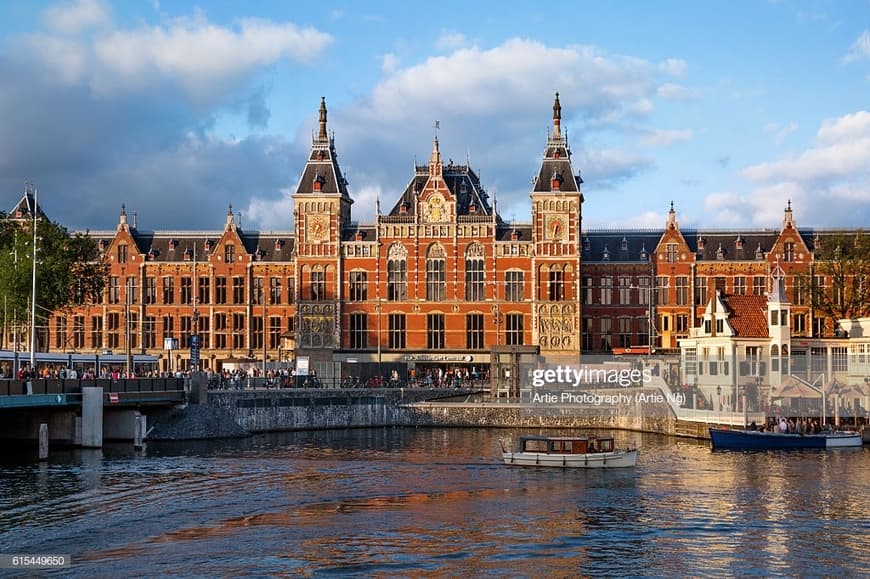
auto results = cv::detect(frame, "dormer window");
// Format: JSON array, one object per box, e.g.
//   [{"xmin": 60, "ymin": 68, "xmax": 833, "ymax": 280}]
[
  {"xmin": 183, "ymin": 248, "xmax": 192, "ymax": 261},
  {"xmin": 755, "ymin": 243, "xmax": 764, "ymax": 260},
  {"xmin": 551, "ymin": 171, "xmax": 562, "ymax": 190},
  {"xmin": 697, "ymin": 236, "xmax": 705, "ymax": 251},
  {"xmin": 147, "ymin": 248, "xmax": 159, "ymax": 260},
  {"xmin": 399, "ymin": 201, "xmax": 409, "ymax": 215},
  {"xmin": 254, "ymin": 248, "xmax": 265, "ymax": 261},
  {"xmin": 621, "ymin": 236, "xmax": 629, "ymax": 251},
  {"xmin": 602, "ymin": 245, "xmax": 610, "ymax": 261},
  {"xmin": 98, "ymin": 239, "xmax": 107, "ymax": 252},
  {"xmin": 735, "ymin": 235, "xmax": 744, "ymax": 250},
  {"xmin": 511, "ymin": 229, "xmax": 521, "ymax": 241},
  {"xmin": 168, "ymin": 239, "xmax": 177, "ymax": 251},
  {"xmin": 716, "ymin": 244, "xmax": 725, "ymax": 260},
  {"xmin": 204, "ymin": 239, "xmax": 213, "ymax": 252},
  {"xmin": 582, "ymin": 236, "xmax": 590, "ymax": 252},
  {"xmin": 469, "ymin": 202, "xmax": 477, "ymax": 213},
  {"xmin": 313, "ymin": 174, "xmax": 326, "ymax": 192},
  {"xmin": 640, "ymin": 245, "xmax": 649, "ymax": 261},
  {"xmin": 355, "ymin": 231, "xmax": 366, "ymax": 241},
  {"xmin": 275, "ymin": 239, "xmax": 284, "ymax": 251}
]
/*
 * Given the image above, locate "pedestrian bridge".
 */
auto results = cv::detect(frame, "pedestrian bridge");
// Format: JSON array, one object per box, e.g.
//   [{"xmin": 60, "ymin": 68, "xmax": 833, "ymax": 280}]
[{"xmin": 0, "ymin": 377, "xmax": 186, "ymax": 409}]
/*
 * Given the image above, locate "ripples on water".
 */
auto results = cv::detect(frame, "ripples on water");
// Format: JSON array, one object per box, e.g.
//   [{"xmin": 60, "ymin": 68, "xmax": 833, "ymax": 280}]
[{"xmin": 1, "ymin": 428, "xmax": 868, "ymax": 577}]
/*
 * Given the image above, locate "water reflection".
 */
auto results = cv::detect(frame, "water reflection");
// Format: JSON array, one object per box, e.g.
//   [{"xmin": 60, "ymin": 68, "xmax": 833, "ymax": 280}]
[{"xmin": 0, "ymin": 428, "xmax": 867, "ymax": 576}]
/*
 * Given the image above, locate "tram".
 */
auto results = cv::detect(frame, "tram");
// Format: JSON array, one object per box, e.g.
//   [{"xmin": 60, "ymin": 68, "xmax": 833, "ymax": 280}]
[{"xmin": 0, "ymin": 350, "xmax": 159, "ymax": 379}]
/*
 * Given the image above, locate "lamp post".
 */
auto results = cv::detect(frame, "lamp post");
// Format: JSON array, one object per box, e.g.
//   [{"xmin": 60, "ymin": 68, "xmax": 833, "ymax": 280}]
[
  {"xmin": 29, "ymin": 185, "xmax": 38, "ymax": 374},
  {"xmin": 716, "ymin": 385, "xmax": 722, "ymax": 423}
]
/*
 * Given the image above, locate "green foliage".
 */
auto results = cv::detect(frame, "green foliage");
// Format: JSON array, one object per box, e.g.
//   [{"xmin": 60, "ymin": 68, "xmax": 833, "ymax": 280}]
[
  {"xmin": 0, "ymin": 216, "xmax": 108, "ymax": 326},
  {"xmin": 799, "ymin": 231, "xmax": 870, "ymax": 323}
]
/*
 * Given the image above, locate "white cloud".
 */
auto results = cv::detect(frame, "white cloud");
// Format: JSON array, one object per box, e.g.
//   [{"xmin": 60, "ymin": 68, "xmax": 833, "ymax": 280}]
[
  {"xmin": 435, "ymin": 32, "xmax": 468, "ymax": 52},
  {"xmin": 842, "ymin": 29, "xmax": 870, "ymax": 64},
  {"xmin": 658, "ymin": 58, "xmax": 687, "ymax": 77},
  {"xmin": 774, "ymin": 121, "xmax": 798, "ymax": 145},
  {"xmin": 640, "ymin": 128, "xmax": 694, "ymax": 147},
  {"xmin": 21, "ymin": 9, "xmax": 333, "ymax": 101},
  {"xmin": 381, "ymin": 53, "xmax": 399, "ymax": 74},
  {"xmin": 816, "ymin": 110, "xmax": 870, "ymax": 143},
  {"xmin": 43, "ymin": 0, "xmax": 110, "ymax": 34},
  {"xmin": 656, "ymin": 83, "xmax": 693, "ymax": 100}
]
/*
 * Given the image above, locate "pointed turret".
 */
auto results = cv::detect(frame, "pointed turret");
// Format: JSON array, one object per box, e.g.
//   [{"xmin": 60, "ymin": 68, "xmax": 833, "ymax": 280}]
[
  {"xmin": 782, "ymin": 199, "xmax": 795, "ymax": 229},
  {"xmin": 318, "ymin": 96, "xmax": 328, "ymax": 141},
  {"xmin": 553, "ymin": 92, "xmax": 562, "ymax": 139},
  {"xmin": 428, "ymin": 121, "xmax": 443, "ymax": 180}
]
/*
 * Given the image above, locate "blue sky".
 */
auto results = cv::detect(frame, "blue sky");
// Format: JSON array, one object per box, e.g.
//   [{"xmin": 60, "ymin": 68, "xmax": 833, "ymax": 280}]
[{"xmin": 0, "ymin": 0, "xmax": 868, "ymax": 232}]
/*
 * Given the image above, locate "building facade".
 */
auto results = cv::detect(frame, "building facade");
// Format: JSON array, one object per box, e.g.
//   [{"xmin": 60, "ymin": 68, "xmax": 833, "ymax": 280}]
[{"xmin": 4, "ymin": 94, "xmax": 864, "ymax": 386}]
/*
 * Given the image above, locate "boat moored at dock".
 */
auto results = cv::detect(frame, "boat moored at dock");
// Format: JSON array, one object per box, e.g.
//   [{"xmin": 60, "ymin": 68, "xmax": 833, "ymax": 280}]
[{"xmin": 709, "ymin": 427, "xmax": 863, "ymax": 450}]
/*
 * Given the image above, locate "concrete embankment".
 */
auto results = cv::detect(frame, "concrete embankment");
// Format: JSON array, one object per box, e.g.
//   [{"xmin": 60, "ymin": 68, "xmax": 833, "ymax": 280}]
[{"xmin": 147, "ymin": 387, "xmax": 714, "ymax": 441}]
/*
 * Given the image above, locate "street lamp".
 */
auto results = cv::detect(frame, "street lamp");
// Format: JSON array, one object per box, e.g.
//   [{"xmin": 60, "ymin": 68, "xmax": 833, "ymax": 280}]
[
  {"xmin": 29, "ymin": 184, "xmax": 38, "ymax": 374},
  {"xmin": 716, "ymin": 384, "xmax": 722, "ymax": 422}
]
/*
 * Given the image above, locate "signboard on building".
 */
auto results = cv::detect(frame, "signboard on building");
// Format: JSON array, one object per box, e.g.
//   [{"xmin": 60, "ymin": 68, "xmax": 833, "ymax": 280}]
[{"xmin": 296, "ymin": 356, "xmax": 310, "ymax": 376}]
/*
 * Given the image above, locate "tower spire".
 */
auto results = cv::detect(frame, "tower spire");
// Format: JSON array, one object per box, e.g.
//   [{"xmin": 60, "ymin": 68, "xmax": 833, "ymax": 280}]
[
  {"xmin": 552, "ymin": 92, "xmax": 562, "ymax": 139},
  {"xmin": 318, "ymin": 97, "xmax": 328, "ymax": 141}
]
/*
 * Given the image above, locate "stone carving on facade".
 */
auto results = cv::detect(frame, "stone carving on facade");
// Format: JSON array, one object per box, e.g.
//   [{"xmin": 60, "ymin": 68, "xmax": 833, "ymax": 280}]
[
  {"xmin": 299, "ymin": 303, "xmax": 335, "ymax": 349},
  {"xmin": 537, "ymin": 303, "xmax": 576, "ymax": 351}
]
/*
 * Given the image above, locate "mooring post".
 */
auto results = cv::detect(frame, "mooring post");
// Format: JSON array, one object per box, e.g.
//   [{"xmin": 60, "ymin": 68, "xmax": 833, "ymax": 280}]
[{"xmin": 38, "ymin": 423, "xmax": 49, "ymax": 460}]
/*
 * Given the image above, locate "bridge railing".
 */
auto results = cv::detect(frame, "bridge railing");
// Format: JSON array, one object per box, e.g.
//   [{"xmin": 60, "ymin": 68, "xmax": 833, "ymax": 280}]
[{"xmin": 0, "ymin": 378, "xmax": 186, "ymax": 395}]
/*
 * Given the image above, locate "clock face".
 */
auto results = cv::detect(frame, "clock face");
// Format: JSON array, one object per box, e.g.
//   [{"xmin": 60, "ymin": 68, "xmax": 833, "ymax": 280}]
[
  {"xmin": 306, "ymin": 214, "xmax": 329, "ymax": 242},
  {"xmin": 545, "ymin": 215, "xmax": 566, "ymax": 240}
]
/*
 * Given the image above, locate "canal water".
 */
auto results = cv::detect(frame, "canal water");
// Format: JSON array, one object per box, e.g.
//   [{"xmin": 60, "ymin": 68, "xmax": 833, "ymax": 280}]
[{"xmin": 1, "ymin": 428, "xmax": 868, "ymax": 577}]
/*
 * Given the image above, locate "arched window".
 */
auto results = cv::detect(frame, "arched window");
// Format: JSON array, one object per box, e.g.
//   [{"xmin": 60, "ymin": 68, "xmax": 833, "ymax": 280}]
[
  {"xmin": 465, "ymin": 243, "xmax": 485, "ymax": 301},
  {"xmin": 426, "ymin": 244, "xmax": 446, "ymax": 301},
  {"xmin": 387, "ymin": 243, "xmax": 407, "ymax": 301}
]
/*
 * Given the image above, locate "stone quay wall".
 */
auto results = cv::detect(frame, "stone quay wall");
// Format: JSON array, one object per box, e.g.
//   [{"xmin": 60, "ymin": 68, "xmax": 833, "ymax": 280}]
[{"xmin": 185, "ymin": 388, "xmax": 708, "ymax": 440}]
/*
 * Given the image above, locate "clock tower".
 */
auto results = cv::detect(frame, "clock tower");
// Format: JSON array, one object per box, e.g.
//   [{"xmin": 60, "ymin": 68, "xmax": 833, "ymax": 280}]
[
  {"xmin": 530, "ymin": 93, "xmax": 584, "ymax": 363},
  {"xmin": 291, "ymin": 98, "xmax": 354, "ymax": 376}
]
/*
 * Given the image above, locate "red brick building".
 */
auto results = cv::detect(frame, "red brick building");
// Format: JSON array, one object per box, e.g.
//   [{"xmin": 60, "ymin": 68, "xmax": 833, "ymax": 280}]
[{"xmin": 8, "ymin": 94, "xmax": 860, "ymax": 384}]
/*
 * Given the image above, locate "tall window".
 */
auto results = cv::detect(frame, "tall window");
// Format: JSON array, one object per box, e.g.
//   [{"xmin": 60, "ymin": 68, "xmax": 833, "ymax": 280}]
[
  {"xmin": 142, "ymin": 277, "xmax": 155, "ymax": 305},
  {"xmin": 733, "ymin": 276, "xmax": 746, "ymax": 296},
  {"xmin": 233, "ymin": 277, "xmax": 245, "ymax": 304},
  {"xmin": 388, "ymin": 313, "xmax": 406, "ymax": 349},
  {"xmin": 311, "ymin": 267, "xmax": 325, "ymax": 301},
  {"xmin": 269, "ymin": 317, "xmax": 281, "ymax": 349},
  {"xmin": 426, "ymin": 244, "xmax": 446, "ymax": 301},
  {"xmin": 600, "ymin": 276, "xmax": 613, "ymax": 305},
  {"xmin": 466, "ymin": 313, "xmax": 484, "ymax": 349},
  {"xmin": 676, "ymin": 276, "xmax": 689, "ymax": 305},
  {"xmin": 90, "ymin": 316, "xmax": 102, "ymax": 350},
  {"xmin": 387, "ymin": 243, "xmax": 407, "ymax": 301},
  {"xmin": 107, "ymin": 312, "xmax": 121, "ymax": 349},
  {"xmin": 656, "ymin": 276, "xmax": 669, "ymax": 305},
  {"xmin": 137, "ymin": 315, "xmax": 151, "ymax": 349},
  {"xmin": 199, "ymin": 277, "xmax": 210, "ymax": 305},
  {"xmin": 109, "ymin": 276, "xmax": 120, "ymax": 304},
  {"xmin": 505, "ymin": 271, "xmax": 524, "ymax": 302},
  {"xmin": 270, "ymin": 277, "xmax": 282, "ymax": 305},
  {"xmin": 214, "ymin": 313, "xmax": 228, "ymax": 349},
  {"xmin": 252, "ymin": 316, "xmax": 264, "ymax": 350},
  {"xmin": 349, "ymin": 271, "xmax": 367, "ymax": 301},
  {"xmin": 162, "ymin": 277, "xmax": 174, "ymax": 304},
  {"xmin": 753, "ymin": 276, "xmax": 766, "ymax": 296},
  {"xmin": 548, "ymin": 268, "xmax": 565, "ymax": 301},
  {"xmin": 666, "ymin": 243, "xmax": 678, "ymax": 263},
  {"xmin": 618, "ymin": 276, "xmax": 632, "ymax": 305},
  {"xmin": 465, "ymin": 244, "xmax": 485, "ymax": 301},
  {"xmin": 638, "ymin": 276, "xmax": 650, "ymax": 305},
  {"xmin": 694, "ymin": 276, "xmax": 707, "ymax": 305},
  {"xmin": 181, "ymin": 277, "xmax": 192, "ymax": 304},
  {"xmin": 583, "ymin": 276, "xmax": 594, "ymax": 305},
  {"xmin": 117, "ymin": 244, "xmax": 128, "ymax": 264},
  {"xmin": 350, "ymin": 313, "xmax": 367, "ymax": 349},
  {"xmin": 618, "ymin": 317, "xmax": 632, "ymax": 348},
  {"xmin": 126, "ymin": 276, "xmax": 138, "ymax": 304},
  {"xmin": 783, "ymin": 241, "xmax": 795, "ymax": 262},
  {"xmin": 73, "ymin": 315, "xmax": 85, "ymax": 349},
  {"xmin": 505, "ymin": 313, "xmax": 524, "ymax": 346},
  {"xmin": 162, "ymin": 315, "xmax": 175, "ymax": 339},
  {"xmin": 232, "ymin": 313, "xmax": 245, "ymax": 349},
  {"xmin": 215, "ymin": 277, "xmax": 227, "ymax": 304},
  {"xmin": 225, "ymin": 243, "xmax": 235, "ymax": 264},
  {"xmin": 252, "ymin": 277, "xmax": 264, "ymax": 306},
  {"xmin": 287, "ymin": 277, "xmax": 295, "ymax": 304},
  {"xmin": 427, "ymin": 313, "xmax": 445, "ymax": 349},
  {"xmin": 582, "ymin": 318, "xmax": 593, "ymax": 351},
  {"xmin": 54, "ymin": 316, "xmax": 66, "ymax": 349},
  {"xmin": 598, "ymin": 317, "xmax": 613, "ymax": 350},
  {"xmin": 714, "ymin": 276, "xmax": 726, "ymax": 294}
]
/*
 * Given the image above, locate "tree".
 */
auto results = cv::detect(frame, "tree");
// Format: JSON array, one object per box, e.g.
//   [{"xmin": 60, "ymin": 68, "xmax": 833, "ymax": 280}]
[
  {"xmin": 0, "ymin": 214, "xmax": 108, "ymax": 350},
  {"xmin": 800, "ymin": 231, "xmax": 870, "ymax": 326}
]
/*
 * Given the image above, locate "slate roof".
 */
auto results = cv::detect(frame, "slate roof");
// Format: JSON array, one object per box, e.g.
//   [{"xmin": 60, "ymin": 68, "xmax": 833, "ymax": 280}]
[
  {"xmin": 582, "ymin": 230, "xmax": 659, "ymax": 263},
  {"xmin": 387, "ymin": 163, "xmax": 494, "ymax": 217},
  {"xmin": 88, "ymin": 230, "xmax": 296, "ymax": 263}
]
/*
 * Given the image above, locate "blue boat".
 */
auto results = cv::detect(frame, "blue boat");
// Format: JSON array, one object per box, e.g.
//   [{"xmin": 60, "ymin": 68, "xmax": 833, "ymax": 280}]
[{"xmin": 709, "ymin": 427, "xmax": 863, "ymax": 450}]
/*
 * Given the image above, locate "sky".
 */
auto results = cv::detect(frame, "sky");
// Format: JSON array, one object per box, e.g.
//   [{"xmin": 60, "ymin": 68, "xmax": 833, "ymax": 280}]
[{"xmin": 0, "ymin": 0, "xmax": 868, "ymax": 234}]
